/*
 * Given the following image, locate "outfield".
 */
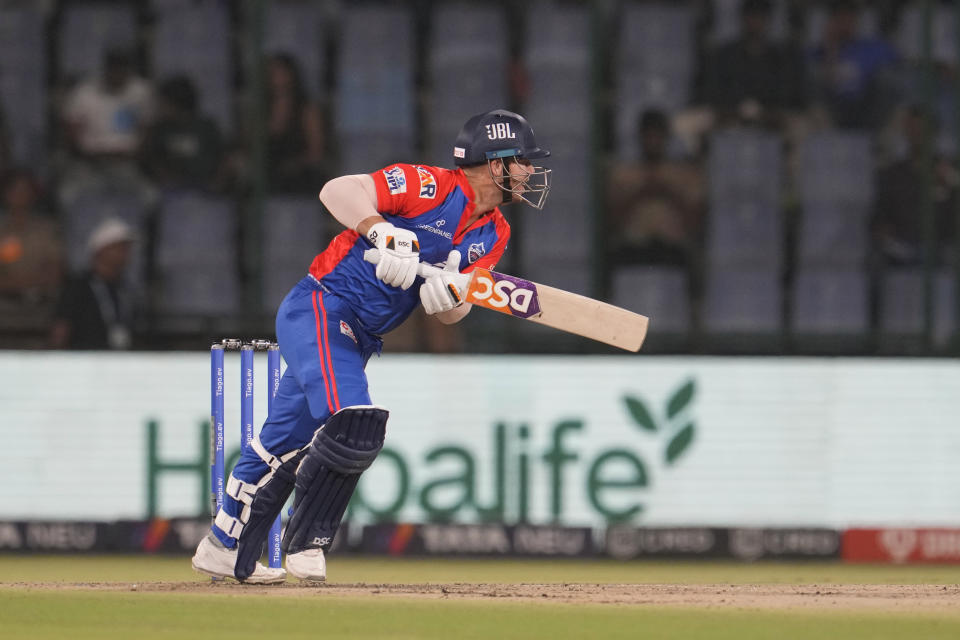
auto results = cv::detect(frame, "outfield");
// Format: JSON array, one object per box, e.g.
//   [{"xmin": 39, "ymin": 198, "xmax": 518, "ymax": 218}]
[{"xmin": 2, "ymin": 556, "xmax": 959, "ymax": 639}]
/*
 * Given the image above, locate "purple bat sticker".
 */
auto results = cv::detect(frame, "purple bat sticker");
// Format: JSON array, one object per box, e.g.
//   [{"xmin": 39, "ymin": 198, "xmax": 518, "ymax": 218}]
[{"xmin": 466, "ymin": 268, "xmax": 542, "ymax": 319}]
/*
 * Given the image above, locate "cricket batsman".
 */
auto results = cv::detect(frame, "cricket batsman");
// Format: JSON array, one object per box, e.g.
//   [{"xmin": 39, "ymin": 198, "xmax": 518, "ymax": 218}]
[{"xmin": 191, "ymin": 109, "xmax": 551, "ymax": 583}]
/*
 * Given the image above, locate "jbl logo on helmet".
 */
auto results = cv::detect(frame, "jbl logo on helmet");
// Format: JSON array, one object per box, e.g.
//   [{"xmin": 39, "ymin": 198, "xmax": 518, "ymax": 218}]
[{"xmin": 485, "ymin": 122, "xmax": 516, "ymax": 140}]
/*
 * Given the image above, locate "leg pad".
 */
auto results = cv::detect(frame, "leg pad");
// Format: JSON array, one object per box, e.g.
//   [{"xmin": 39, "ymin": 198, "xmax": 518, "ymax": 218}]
[
  {"xmin": 233, "ymin": 449, "xmax": 305, "ymax": 581},
  {"xmin": 281, "ymin": 405, "xmax": 388, "ymax": 554}
]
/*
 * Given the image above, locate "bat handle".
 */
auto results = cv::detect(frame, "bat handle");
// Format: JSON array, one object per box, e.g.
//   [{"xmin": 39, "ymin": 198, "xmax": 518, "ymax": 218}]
[{"xmin": 362, "ymin": 248, "xmax": 444, "ymax": 278}]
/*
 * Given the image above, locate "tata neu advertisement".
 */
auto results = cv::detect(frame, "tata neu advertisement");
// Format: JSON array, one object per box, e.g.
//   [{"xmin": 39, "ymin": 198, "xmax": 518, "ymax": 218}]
[
  {"xmin": 2, "ymin": 353, "xmax": 960, "ymax": 540},
  {"xmin": 844, "ymin": 529, "xmax": 960, "ymax": 564}
]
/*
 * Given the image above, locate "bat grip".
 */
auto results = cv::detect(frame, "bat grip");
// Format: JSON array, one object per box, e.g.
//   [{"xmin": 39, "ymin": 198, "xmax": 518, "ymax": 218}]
[{"xmin": 362, "ymin": 248, "xmax": 443, "ymax": 278}]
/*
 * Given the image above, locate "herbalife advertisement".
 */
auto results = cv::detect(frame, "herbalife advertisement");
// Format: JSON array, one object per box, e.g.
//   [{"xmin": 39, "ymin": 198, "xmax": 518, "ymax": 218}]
[{"xmin": 2, "ymin": 353, "xmax": 959, "ymax": 528}]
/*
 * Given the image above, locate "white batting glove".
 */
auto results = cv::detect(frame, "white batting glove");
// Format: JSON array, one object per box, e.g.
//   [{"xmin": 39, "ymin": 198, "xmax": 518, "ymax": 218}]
[
  {"xmin": 366, "ymin": 221, "xmax": 421, "ymax": 290},
  {"xmin": 420, "ymin": 250, "xmax": 470, "ymax": 315}
]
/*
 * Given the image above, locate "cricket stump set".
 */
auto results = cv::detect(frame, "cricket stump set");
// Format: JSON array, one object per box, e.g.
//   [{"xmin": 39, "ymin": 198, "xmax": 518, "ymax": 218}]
[{"xmin": 209, "ymin": 338, "xmax": 283, "ymax": 574}]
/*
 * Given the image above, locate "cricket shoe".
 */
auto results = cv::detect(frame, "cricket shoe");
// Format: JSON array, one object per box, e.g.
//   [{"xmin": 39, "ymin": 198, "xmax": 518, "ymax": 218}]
[
  {"xmin": 286, "ymin": 547, "xmax": 326, "ymax": 582},
  {"xmin": 191, "ymin": 532, "xmax": 286, "ymax": 584}
]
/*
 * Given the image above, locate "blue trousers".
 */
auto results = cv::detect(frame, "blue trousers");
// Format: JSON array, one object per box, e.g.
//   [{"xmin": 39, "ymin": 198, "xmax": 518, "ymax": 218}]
[{"xmin": 213, "ymin": 276, "xmax": 381, "ymax": 545}]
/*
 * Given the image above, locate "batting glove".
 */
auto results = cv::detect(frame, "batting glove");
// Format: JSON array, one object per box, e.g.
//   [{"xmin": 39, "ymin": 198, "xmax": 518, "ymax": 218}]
[
  {"xmin": 420, "ymin": 250, "xmax": 470, "ymax": 315},
  {"xmin": 367, "ymin": 221, "xmax": 421, "ymax": 290}
]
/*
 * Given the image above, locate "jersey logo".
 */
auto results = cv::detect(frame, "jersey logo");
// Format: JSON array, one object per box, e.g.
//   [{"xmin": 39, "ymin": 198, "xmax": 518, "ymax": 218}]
[
  {"xmin": 416, "ymin": 222, "xmax": 452, "ymax": 240},
  {"xmin": 485, "ymin": 122, "xmax": 516, "ymax": 140},
  {"xmin": 416, "ymin": 166, "xmax": 437, "ymax": 199},
  {"xmin": 467, "ymin": 242, "xmax": 486, "ymax": 264},
  {"xmin": 339, "ymin": 320, "xmax": 357, "ymax": 344},
  {"xmin": 383, "ymin": 166, "xmax": 406, "ymax": 194}
]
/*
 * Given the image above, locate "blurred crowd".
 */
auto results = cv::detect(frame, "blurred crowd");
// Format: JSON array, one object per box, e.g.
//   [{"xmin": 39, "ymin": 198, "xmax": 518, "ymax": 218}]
[
  {"xmin": 0, "ymin": 0, "xmax": 957, "ymax": 353},
  {"xmin": 607, "ymin": 1, "xmax": 955, "ymax": 268}
]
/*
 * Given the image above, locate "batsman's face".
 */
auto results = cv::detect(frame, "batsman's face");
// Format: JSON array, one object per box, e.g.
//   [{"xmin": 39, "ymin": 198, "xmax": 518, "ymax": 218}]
[
  {"xmin": 508, "ymin": 159, "xmax": 534, "ymax": 194},
  {"xmin": 491, "ymin": 158, "xmax": 532, "ymax": 200},
  {"xmin": 486, "ymin": 156, "xmax": 551, "ymax": 209}
]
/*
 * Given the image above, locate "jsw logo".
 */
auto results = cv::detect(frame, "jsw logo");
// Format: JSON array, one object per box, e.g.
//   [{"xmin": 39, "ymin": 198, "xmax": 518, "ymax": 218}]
[
  {"xmin": 485, "ymin": 122, "xmax": 516, "ymax": 140},
  {"xmin": 469, "ymin": 273, "xmax": 537, "ymax": 317}
]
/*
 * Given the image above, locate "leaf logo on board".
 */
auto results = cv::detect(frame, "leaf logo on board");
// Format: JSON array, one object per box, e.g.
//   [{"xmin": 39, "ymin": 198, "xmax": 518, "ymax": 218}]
[{"xmin": 624, "ymin": 379, "xmax": 697, "ymax": 465}]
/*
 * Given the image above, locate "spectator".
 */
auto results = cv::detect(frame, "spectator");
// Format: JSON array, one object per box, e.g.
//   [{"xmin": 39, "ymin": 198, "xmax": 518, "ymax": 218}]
[
  {"xmin": 606, "ymin": 109, "xmax": 705, "ymax": 271},
  {"xmin": 701, "ymin": 0, "xmax": 808, "ymax": 129},
  {"xmin": 49, "ymin": 218, "xmax": 141, "ymax": 350},
  {"xmin": 0, "ymin": 168, "xmax": 63, "ymax": 319},
  {"xmin": 808, "ymin": 0, "xmax": 899, "ymax": 130},
  {"xmin": 59, "ymin": 47, "xmax": 155, "ymax": 206},
  {"xmin": 872, "ymin": 105, "xmax": 957, "ymax": 266},
  {"xmin": 264, "ymin": 53, "xmax": 327, "ymax": 193},
  {"xmin": 142, "ymin": 75, "xmax": 225, "ymax": 191}
]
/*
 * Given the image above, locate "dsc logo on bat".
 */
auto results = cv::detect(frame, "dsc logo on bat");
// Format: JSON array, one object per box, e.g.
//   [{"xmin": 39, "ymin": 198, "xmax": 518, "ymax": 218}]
[{"xmin": 466, "ymin": 269, "xmax": 541, "ymax": 319}]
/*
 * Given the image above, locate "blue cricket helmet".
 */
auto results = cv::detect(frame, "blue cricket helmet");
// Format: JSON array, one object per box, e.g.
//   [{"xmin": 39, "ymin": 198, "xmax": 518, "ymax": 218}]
[{"xmin": 453, "ymin": 109, "xmax": 550, "ymax": 166}]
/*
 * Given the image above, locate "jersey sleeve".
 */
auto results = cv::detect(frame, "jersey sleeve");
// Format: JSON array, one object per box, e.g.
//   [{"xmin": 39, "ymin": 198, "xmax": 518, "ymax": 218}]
[
  {"xmin": 371, "ymin": 163, "xmax": 452, "ymax": 218},
  {"xmin": 464, "ymin": 211, "xmax": 510, "ymax": 273}
]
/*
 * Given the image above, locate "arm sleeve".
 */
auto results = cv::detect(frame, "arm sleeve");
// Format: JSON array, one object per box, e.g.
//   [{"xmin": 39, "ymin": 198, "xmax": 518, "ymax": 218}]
[{"xmin": 318, "ymin": 174, "xmax": 380, "ymax": 231}]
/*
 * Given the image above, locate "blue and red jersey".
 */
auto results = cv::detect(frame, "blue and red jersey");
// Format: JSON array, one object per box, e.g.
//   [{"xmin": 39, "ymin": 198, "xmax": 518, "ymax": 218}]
[{"xmin": 308, "ymin": 164, "xmax": 510, "ymax": 335}]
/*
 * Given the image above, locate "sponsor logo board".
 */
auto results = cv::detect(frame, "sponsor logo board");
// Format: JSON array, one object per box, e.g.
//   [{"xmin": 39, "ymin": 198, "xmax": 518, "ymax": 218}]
[
  {"xmin": 360, "ymin": 523, "xmax": 594, "ymax": 557},
  {"xmin": 844, "ymin": 528, "xmax": 960, "ymax": 564}
]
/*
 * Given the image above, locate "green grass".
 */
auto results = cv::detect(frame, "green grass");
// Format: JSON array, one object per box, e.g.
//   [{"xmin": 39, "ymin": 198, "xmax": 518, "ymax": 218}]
[
  {"xmin": 2, "ymin": 590, "xmax": 959, "ymax": 640},
  {"xmin": 1, "ymin": 554, "xmax": 958, "ymax": 585},
  {"xmin": 2, "ymin": 556, "xmax": 959, "ymax": 640}
]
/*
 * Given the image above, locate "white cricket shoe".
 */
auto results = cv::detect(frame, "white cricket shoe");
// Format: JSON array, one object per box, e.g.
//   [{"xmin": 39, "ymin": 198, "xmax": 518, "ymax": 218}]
[
  {"xmin": 286, "ymin": 547, "xmax": 326, "ymax": 582},
  {"xmin": 191, "ymin": 532, "xmax": 286, "ymax": 584}
]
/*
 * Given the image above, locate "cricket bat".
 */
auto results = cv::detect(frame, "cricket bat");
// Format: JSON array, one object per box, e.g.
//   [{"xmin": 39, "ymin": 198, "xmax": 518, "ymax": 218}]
[{"xmin": 363, "ymin": 249, "xmax": 649, "ymax": 352}]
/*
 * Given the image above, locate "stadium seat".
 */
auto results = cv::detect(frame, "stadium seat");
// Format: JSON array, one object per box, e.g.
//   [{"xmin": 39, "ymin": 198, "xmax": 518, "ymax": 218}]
[
  {"xmin": 880, "ymin": 268, "xmax": 957, "ymax": 348},
  {"xmin": 0, "ymin": 5, "xmax": 46, "ymax": 169},
  {"xmin": 706, "ymin": 200, "xmax": 783, "ymax": 269},
  {"xmin": 791, "ymin": 268, "xmax": 869, "ymax": 335},
  {"xmin": 895, "ymin": 3, "xmax": 956, "ymax": 64},
  {"xmin": 335, "ymin": 5, "xmax": 415, "ymax": 173},
  {"xmin": 702, "ymin": 267, "xmax": 782, "ymax": 335},
  {"xmin": 427, "ymin": 3, "xmax": 507, "ymax": 165},
  {"xmin": 799, "ymin": 132, "xmax": 873, "ymax": 208},
  {"xmin": 805, "ymin": 5, "xmax": 879, "ymax": 48},
  {"xmin": 796, "ymin": 203, "xmax": 870, "ymax": 269},
  {"xmin": 336, "ymin": 5, "xmax": 414, "ymax": 135},
  {"xmin": 264, "ymin": 1, "xmax": 326, "ymax": 99},
  {"xmin": 58, "ymin": 2, "xmax": 137, "ymax": 83},
  {"xmin": 156, "ymin": 268, "xmax": 240, "ymax": 316},
  {"xmin": 150, "ymin": 0, "xmax": 233, "ymax": 131},
  {"xmin": 616, "ymin": 3, "xmax": 696, "ymax": 160},
  {"xmin": 709, "ymin": 0, "xmax": 789, "ymax": 44},
  {"xmin": 519, "ymin": 135, "xmax": 592, "ymax": 269},
  {"xmin": 337, "ymin": 133, "xmax": 414, "ymax": 176},
  {"xmin": 522, "ymin": 261, "xmax": 592, "ymax": 299},
  {"xmin": 262, "ymin": 196, "xmax": 325, "ymax": 311},
  {"xmin": 611, "ymin": 265, "xmax": 691, "ymax": 335},
  {"xmin": 154, "ymin": 192, "xmax": 240, "ymax": 315},
  {"xmin": 524, "ymin": 1, "xmax": 591, "ymax": 138},
  {"xmin": 708, "ymin": 129, "xmax": 783, "ymax": 207}
]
